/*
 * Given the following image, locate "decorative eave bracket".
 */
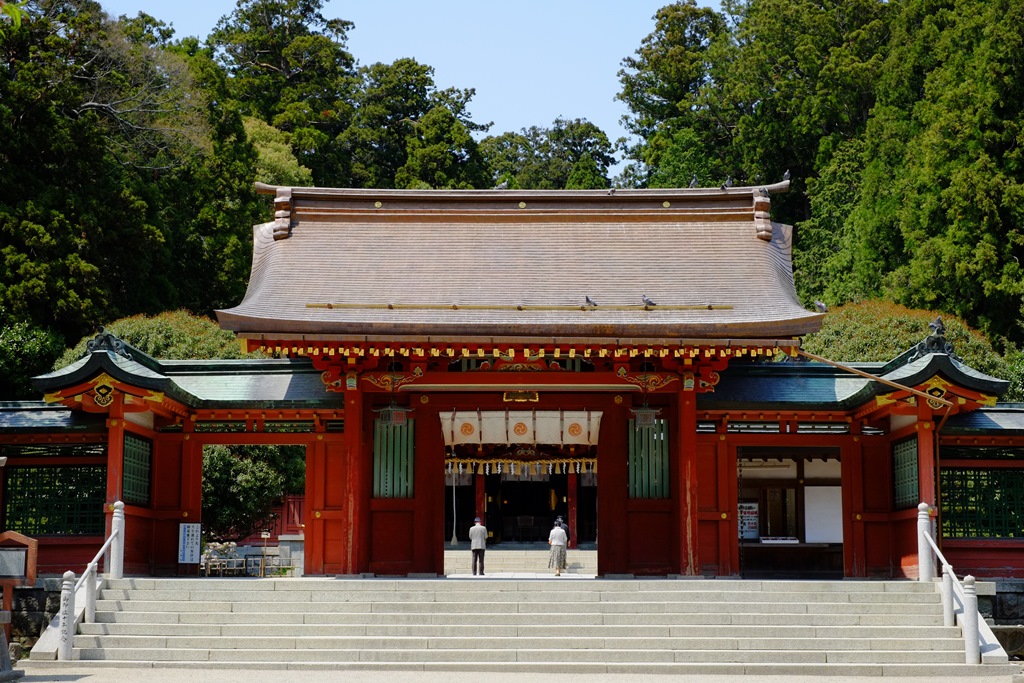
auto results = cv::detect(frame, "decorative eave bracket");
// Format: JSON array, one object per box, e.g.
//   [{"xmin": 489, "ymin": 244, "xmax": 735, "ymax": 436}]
[
  {"xmin": 272, "ymin": 187, "xmax": 293, "ymax": 240},
  {"xmin": 753, "ymin": 189, "xmax": 772, "ymax": 241}
]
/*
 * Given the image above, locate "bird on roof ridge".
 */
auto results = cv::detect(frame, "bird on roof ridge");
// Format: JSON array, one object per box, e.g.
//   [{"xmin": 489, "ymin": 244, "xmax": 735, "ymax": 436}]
[
  {"xmin": 782, "ymin": 169, "xmax": 791, "ymax": 181},
  {"xmin": 814, "ymin": 300, "xmax": 828, "ymax": 312},
  {"xmin": 585, "ymin": 295, "xmax": 598, "ymax": 308},
  {"xmin": 642, "ymin": 294, "xmax": 657, "ymax": 307},
  {"xmin": 688, "ymin": 174, "xmax": 698, "ymax": 188},
  {"xmin": 721, "ymin": 175, "xmax": 733, "ymax": 190}
]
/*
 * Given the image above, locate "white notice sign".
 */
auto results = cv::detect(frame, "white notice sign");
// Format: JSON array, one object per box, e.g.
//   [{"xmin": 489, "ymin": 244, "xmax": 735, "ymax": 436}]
[
  {"xmin": 178, "ymin": 523, "xmax": 202, "ymax": 564},
  {"xmin": 738, "ymin": 502, "xmax": 759, "ymax": 540}
]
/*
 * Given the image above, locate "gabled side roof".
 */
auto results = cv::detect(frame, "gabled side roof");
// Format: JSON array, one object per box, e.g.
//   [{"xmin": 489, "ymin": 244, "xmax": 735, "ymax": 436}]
[
  {"xmin": 703, "ymin": 352, "xmax": 1009, "ymax": 411},
  {"xmin": 217, "ymin": 182, "xmax": 823, "ymax": 342}
]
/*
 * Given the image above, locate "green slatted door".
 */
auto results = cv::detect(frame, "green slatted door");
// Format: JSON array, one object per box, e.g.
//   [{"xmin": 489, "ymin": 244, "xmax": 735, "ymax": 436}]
[
  {"xmin": 373, "ymin": 419, "xmax": 414, "ymax": 498},
  {"xmin": 628, "ymin": 419, "xmax": 670, "ymax": 499}
]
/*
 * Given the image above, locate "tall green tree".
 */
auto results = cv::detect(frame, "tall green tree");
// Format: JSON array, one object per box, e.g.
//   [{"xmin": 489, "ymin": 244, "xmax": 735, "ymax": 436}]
[
  {"xmin": 616, "ymin": 0, "xmax": 730, "ymax": 187},
  {"xmin": 0, "ymin": 1, "xmax": 195, "ymax": 339},
  {"xmin": 208, "ymin": 0, "xmax": 357, "ymax": 186},
  {"xmin": 395, "ymin": 106, "xmax": 488, "ymax": 189},
  {"xmin": 843, "ymin": 0, "xmax": 1024, "ymax": 344},
  {"xmin": 480, "ymin": 118, "xmax": 615, "ymax": 189},
  {"xmin": 340, "ymin": 58, "xmax": 488, "ymax": 189},
  {"xmin": 243, "ymin": 117, "xmax": 314, "ymax": 186}
]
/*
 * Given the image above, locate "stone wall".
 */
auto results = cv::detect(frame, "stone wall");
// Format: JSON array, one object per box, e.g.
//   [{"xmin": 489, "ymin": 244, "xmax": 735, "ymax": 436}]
[{"xmin": 10, "ymin": 579, "xmax": 61, "ymax": 648}]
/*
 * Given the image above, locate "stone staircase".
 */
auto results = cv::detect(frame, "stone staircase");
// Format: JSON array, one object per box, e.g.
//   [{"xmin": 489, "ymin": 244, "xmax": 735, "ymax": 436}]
[{"xmin": 29, "ymin": 574, "xmax": 1020, "ymax": 677}]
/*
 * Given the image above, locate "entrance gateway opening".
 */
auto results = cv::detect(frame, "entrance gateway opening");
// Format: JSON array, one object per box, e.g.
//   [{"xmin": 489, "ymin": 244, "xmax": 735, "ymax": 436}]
[
  {"xmin": 737, "ymin": 446, "xmax": 843, "ymax": 579},
  {"xmin": 442, "ymin": 410, "xmax": 600, "ymax": 554}
]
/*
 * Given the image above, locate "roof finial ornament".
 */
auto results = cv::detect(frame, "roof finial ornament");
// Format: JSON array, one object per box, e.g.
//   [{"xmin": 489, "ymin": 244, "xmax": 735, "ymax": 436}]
[
  {"xmin": 910, "ymin": 316, "xmax": 960, "ymax": 362},
  {"xmin": 85, "ymin": 326, "xmax": 132, "ymax": 360}
]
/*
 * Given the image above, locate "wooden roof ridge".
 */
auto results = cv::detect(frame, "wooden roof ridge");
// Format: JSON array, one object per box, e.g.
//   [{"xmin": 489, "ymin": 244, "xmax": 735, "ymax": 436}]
[
  {"xmin": 256, "ymin": 182, "xmax": 784, "ymax": 237},
  {"xmin": 253, "ymin": 180, "xmax": 791, "ymax": 202}
]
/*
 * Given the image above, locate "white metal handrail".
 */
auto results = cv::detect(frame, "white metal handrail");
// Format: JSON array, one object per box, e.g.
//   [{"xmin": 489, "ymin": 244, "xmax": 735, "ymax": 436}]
[
  {"xmin": 916, "ymin": 502, "xmax": 1004, "ymax": 665},
  {"xmin": 57, "ymin": 501, "xmax": 125, "ymax": 661}
]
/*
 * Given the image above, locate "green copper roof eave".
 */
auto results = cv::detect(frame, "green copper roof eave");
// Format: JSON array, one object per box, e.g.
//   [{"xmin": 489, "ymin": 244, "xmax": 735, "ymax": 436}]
[
  {"xmin": 701, "ymin": 360, "xmax": 874, "ymax": 410},
  {"xmin": 167, "ymin": 361, "xmax": 343, "ymax": 408},
  {"xmin": 882, "ymin": 353, "xmax": 1009, "ymax": 397},
  {"xmin": 32, "ymin": 350, "xmax": 170, "ymax": 394},
  {"xmin": 942, "ymin": 404, "xmax": 1024, "ymax": 436},
  {"xmin": 0, "ymin": 402, "xmax": 107, "ymax": 432}
]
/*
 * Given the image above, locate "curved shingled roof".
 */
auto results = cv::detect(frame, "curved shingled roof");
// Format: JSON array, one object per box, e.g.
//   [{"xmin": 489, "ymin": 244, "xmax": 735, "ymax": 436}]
[{"xmin": 217, "ymin": 183, "xmax": 823, "ymax": 342}]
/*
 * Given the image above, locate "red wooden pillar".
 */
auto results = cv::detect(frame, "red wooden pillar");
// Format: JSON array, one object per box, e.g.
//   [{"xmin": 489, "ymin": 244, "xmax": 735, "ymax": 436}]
[
  {"xmin": 721, "ymin": 438, "xmax": 738, "ymax": 576},
  {"xmin": 105, "ymin": 396, "xmax": 126, "ymax": 506},
  {"xmin": 677, "ymin": 393, "xmax": 699, "ymax": 575},
  {"xmin": 181, "ymin": 435, "xmax": 202, "ymax": 523},
  {"xmin": 597, "ymin": 400, "xmax": 629, "ymax": 576},
  {"xmin": 840, "ymin": 435, "xmax": 866, "ymax": 577},
  {"xmin": 917, "ymin": 405, "xmax": 937, "ymax": 507},
  {"xmin": 474, "ymin": 472, "xmax": 485, "ymax": 522},
  {"xmin": 345, "ymin": 387, "xmax": 367, "ymax": 572},
  {"xmin": 567, "ymin": 472, "xmax": 578, "ymax": 549},
  {"xmin": 304, "ymin": 439, "xmax": 325, "ymax": 575}
]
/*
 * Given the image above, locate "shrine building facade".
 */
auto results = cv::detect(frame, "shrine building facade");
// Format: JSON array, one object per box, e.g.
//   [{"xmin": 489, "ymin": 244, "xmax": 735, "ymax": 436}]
[{"xmin": 2, "ymin": 183, "xmax": 1024, "ymax": 579}]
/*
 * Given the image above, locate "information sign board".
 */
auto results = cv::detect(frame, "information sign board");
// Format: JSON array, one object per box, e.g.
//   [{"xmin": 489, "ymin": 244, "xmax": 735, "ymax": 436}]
[{"xmin": 178, "ymin": 523, "xmax": 202, "ymax": 564}]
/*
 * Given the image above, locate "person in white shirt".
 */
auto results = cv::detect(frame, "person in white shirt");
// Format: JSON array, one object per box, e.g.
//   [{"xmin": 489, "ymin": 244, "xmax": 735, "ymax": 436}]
[
  {"xmin": 468, "ymin": 517, "xmax": 487, "ymax": 576},
  {"xmin": 548, "ymin": 519, "xmax": 568, "ymax": 576}
]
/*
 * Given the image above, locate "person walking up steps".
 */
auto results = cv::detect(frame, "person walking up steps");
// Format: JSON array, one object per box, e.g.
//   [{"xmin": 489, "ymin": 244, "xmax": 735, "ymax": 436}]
[
  {"xmin": 469, "ymin": 516, "xmax": 487, "ymax": 576},
  {"xmin": 548, "ymin": 518, "xmax": 568, "ymax": 576}
]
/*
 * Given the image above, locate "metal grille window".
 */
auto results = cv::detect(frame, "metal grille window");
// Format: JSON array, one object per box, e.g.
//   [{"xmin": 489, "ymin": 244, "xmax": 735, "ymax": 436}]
[
  {"xmin": 943, "ymin": 446, "xmax": 1024, "ymax": 461},
  {"xmin": 373, "ymin": 419, "xmax": 414, "ymax": 498},
  {"xmin": 628, "ymin": 419, "xmax": 670, "ymax": 499},
  {"xmin": 941, "ymin": 468, "xmax": 1024, "ymax": 538},
  {"xmin": 123, "ymin": 433, "xmax": 151, "ymax": 506},
  {"xmin": 263, "ymin": 422, "xmax": 315, "ymax": 433},
  {"xmin": 4, "ymin": 466, "xmax": 106, "ymax": 535},
  {"xmin": 892, "ymin": 438, "xmax": 919, "ymax": 510}
]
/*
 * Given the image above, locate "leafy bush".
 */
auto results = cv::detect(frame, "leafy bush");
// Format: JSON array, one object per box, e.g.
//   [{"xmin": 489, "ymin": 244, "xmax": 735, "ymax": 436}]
[
  {"xmin": 0, "ymin": 313, "xmax": 65, "ymax": 400},
  {"xmin": 802, "ymin": 300, "xmax": 1013, "ymax": 395},
  {"xmin": 54, "ymin": 309, "xmax": 256, "ymax": 368}
]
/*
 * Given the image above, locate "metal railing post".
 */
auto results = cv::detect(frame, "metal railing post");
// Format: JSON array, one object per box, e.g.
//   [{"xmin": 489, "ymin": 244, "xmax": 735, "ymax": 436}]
[
  {"xmin": 941, "ymin": 564, "xmax": 954, "ymax": 627},
  {"xmin": 84, "ymin": 562, "xmax": 97, "ymax": 624},
  {"xmin": 917, "ymin": 502, "xmax": 934, "ymax": 582},
  {"xmin": 57, "ymin": 570, "xmax": 76, "ymax": 661},
  {"xmin": 110, "ymin": 501, "xmax": 125, "ymax": 579},
  {"xmin": 963, "ymin": 575, "xmax": 980, "ymax": 664}
]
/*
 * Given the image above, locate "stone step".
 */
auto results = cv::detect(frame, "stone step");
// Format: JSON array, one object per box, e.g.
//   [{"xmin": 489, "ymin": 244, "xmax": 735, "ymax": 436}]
[
  {"xmin": 74, "ymin": 633, "xmax": 968, "ymax": 652},
  {"xmin": 91, "ymin": 608, "xmax": 948, "ymax": 627},
  {"xmin": 70, "ymin": 645, "xmax": 975, "ymax": 665},
  {"xmin": 101, "ymin": 577, "xmax": 940, "ymax": 593},
  {"xmin": 27, "ymin": 659, "xmax": 1020, "ymax": 679},
  {"xmin": 96, "ymin": 585, "xmax": 944, "ymax": 603},
  {"xmin": 78, "ymin": 622, "xmax": 962, "ymax": 639},
  {"xmin": 92, "ymin": 598, "xmax": 944, "ymax": 615}
]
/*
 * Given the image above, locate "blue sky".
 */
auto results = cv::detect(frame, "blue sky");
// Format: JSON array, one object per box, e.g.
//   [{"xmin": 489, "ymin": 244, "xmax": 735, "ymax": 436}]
[{"xmin": 98, "ymin": 1, "xmax": 715, "ymax": 154}]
